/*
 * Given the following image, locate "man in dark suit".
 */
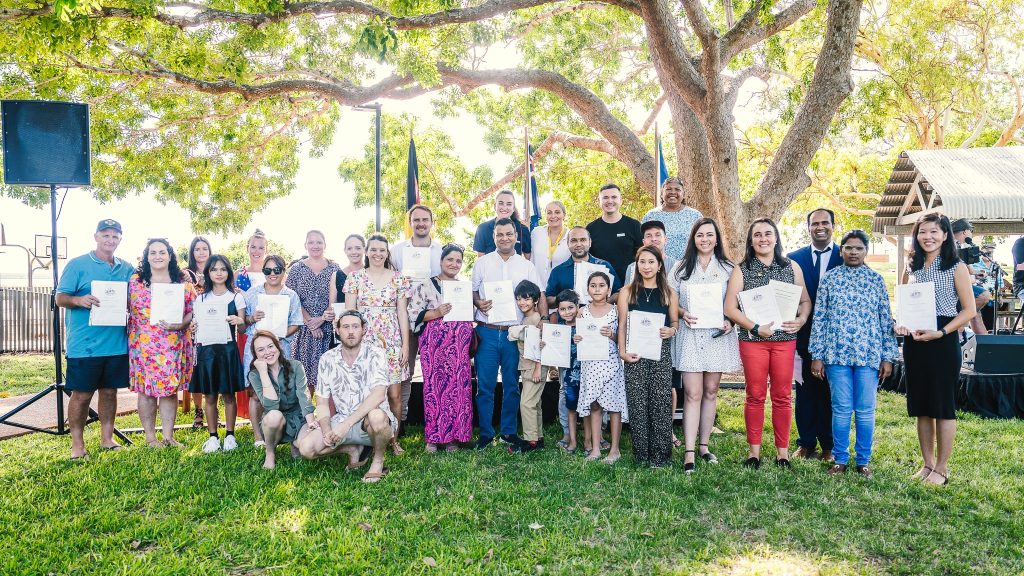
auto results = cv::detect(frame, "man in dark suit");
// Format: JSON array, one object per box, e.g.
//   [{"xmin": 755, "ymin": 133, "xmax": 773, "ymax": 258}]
[{"xmin": 788, "ymin": 208, "xmax": 844, "ymax": 462}]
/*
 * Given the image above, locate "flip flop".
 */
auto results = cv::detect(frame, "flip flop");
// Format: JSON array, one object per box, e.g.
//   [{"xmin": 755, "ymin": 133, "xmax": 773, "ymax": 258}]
[
  {"xmin": 101, "ymin": 444, "xmax": 124, "ymax": 451},
  {"xmin": 69, "ymin": 453, "xmax": 89, "ymax": 462},
  {"xmin": 362, "ymin": 467, "xmax": 390, "ymax": 483},
  {"xmin": 600, "ymin": 440, "xmax": 610, "ymax": 451}
]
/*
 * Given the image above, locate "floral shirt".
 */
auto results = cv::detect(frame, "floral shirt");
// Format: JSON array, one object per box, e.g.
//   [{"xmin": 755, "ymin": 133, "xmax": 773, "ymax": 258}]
[
  {"xmin": 809, "ymin": 264, "xmax": 899, "ymax": 367},
  {"xmin": 315, "ymin": 343, "xmax": 397, "ymax": 430}
]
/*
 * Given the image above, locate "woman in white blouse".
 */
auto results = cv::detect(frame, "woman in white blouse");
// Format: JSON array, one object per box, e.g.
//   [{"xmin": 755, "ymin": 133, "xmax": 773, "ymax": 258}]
[
  {"xmin": 531, "ymin": 201, "xmax": 571, "ymax": 290},
  {"xmin": 673, "ymin": 218, "xmax": 740, "ymax": 472}
]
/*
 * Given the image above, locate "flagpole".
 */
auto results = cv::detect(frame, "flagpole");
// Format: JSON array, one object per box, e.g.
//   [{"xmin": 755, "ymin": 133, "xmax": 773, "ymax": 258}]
[
  {"xmin": 654, "ymin": 122, "xmax": 661, "ymax": 208},
  {"xmin": 524, "ymin": 126, "xmax": 531, "ymax": 227}
]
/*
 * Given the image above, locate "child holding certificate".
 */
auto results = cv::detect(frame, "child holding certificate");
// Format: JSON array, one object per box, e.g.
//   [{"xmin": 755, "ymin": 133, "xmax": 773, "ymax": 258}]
[
  {"xmin": 577, "ymin": 271, "xmax": 625, "ymax": 464},
  {"xmin": 508, "ymin": 280, "xmax": 546, "ymax": 453},
  {"xmin": 555, "ymin": 290, "xmax": 582, "ymax": 453},
  {"xmin": 190, "ymin": 255, "xmax": 248, "ymax": 453}
]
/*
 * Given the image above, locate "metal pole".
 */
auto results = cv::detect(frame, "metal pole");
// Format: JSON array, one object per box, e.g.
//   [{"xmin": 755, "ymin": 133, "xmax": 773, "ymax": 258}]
[
  {"xmin": 374, "ymin": 105, "xmax": 382, "ymax": 232},
  {"xmin": 49, "ymin": 184, "xmax": 65, "ymax": 432}
]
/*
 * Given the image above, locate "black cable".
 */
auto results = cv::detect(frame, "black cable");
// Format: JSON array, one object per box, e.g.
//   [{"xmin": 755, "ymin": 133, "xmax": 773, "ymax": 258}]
[{"xmin": 55, "ymin": 187, "xmax": 68, "ymax": 220}]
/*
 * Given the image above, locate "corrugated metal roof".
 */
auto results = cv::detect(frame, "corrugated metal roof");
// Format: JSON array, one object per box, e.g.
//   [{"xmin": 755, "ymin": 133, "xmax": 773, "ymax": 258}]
[{"xmin": 872, "ymin": 148, "xmax": 1024, "ymax": 234}]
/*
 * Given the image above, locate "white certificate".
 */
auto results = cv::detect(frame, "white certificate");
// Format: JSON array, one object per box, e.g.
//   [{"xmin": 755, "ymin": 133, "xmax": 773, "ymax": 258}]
[
  {"xmin": 769, "ymin": 280, "xmax": 802, "ymax": 322},
  {"xmin": 574, "ymin": 262, "xmax": 607, "ymax": 305},
  {"xmin": 737, "ymin": 285, "xmax": 783, "ymax": 329},
  {"xmin": 626, "ymin": 311, "xmax": 665, "ymax": 361},
  {"xmin": 484, "ymin": 280, "xmax": 517, "ymax": 323},
  {"xmin": 896, "ymin": 282, "xmax": 937, "ymax": 332},
  {"xmin": 247, "ymin": 272, "xmax": 266, "ymax": 289},
  {"xmin": 541, "ymin": 324, "xmax": 571, "ymax": 368},
  {"xmin": 255, "ymin": 294, "xmax": 290, "ymax": 337},
  {"xmin": 88, "ymin": 281, "xmax": 128, "ymax": 327},
  {"xmin": 577, "ymin": 317, "xmax": 609, "ymax": 362},
  {"xmin": 442, "ymin": 280, "xmax": 474, "ymax": 322},
  {"xmin": 524, "ymin": 325, "xmax": 542, "ymax": 362},
  {"xmin": 401, "ymin": 246, "xmax": 431, "ymax": 279},
  {"xmin": 331, "ymin": 302, "xmax": 346, "ymax": 318},
  {"xmin": 149, "ymin": 283, "xmax": 185, "ymax": 326},
  {"xmin": 195, "ymin": 300, "xmax": 231, "ymax": 345},
  {"xmin": 687, "ymin": 283, "xmax": 724, "ymax": 330}
]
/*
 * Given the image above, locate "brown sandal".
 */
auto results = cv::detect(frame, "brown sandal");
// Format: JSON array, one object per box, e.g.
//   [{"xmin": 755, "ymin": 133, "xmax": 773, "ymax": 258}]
[{"xmin": 362, "ymin": 467, "xmax": 389, "ymax": 483}]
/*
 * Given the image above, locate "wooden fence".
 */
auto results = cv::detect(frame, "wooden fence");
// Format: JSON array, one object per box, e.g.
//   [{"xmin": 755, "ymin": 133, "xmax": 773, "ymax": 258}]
[{"xmin": 0, "ymin": 287, "xmax": 63, "ymax": 353}]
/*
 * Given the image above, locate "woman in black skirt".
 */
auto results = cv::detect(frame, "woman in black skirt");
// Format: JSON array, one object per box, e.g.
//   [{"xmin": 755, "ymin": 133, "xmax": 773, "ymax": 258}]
[
  {"xmin": 896, "ymin": 214, "xmax": 976, "ymax": 485},
  {"xmin": 190, "ymin": 255, "xmax": 249, "ymax": 453}
]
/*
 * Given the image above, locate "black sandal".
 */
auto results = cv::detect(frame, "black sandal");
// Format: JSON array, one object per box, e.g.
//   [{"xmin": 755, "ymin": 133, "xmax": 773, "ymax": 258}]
[
  {"xmin": 683, "ymin": 450, "xmax": 695, "ymax": 473},
  {"xmin": 699, "ymin": 443, "xmax": 718, "ymax": 464},
  {"xmin": 192, "ymin": 407, "xmax": 204, "ymax": 429},
  {"xmin": 743, "ymin": 456, "xmax": 761, "ymax": 469}
]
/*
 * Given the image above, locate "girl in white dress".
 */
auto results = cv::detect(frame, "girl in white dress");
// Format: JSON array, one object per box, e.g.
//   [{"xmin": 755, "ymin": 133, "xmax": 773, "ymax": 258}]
[{"xmin": 577, "ymin": 271, "xmax": 626, "ymax": 464}]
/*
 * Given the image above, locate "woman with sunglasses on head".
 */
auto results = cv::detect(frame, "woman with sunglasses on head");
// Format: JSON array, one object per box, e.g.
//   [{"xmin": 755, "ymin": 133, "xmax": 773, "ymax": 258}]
[
  {"xmin": 184, "ymin": 236, "xmax": 212, "ymax": 428},
  {"xmin": 243, "ymin": 254, "xmax": 304, "ymax": 447},
  {"xmin": 128, "ymin": 238, "xmax": 197, "ymax": 448},
  {"xmin": 286, "ymin": 230, "xmax": 341, "ymax": 394},
  {"xmin": 327, "ymin": 234, "xmax": 366, "ymax": 347},
  {"xmin": 344, "ymin": 233, "xmax": 412, "ymax": 455},
  {"xmin": 725, "ymin": 218, "xmax": 811, "ymax": 469},
  {"xmin": 896, "ymin": 213, "xmax": 976, "ymax": 486},
  {"xmin": 809, "ymin": 230, "xmax": 898, "ymax": 479},
  {"xmin": 408, "ymin": 243, "xmax": 474, "ymax": 452},
  {"xmin": 190, "ymin": 255, "xmax": 248, "ymax": 453},
  {"xmin": 674, "ymin": 218, "xmax": 740, "ymax": 472}
]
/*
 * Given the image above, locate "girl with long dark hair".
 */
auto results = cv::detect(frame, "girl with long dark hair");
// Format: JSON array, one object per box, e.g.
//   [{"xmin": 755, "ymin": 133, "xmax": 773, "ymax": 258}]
[
  {"xmin": 184, "ymin": 235, "xmax": 211, "ymax": 428},
  {"xmin": 190, "ymin": 255, "xmax": 248, "ymax": 453}
]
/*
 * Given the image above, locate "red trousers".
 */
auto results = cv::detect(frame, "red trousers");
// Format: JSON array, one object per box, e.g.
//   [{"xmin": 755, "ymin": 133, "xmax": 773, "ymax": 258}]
[{"xmin": 739, "ymin": 340, "xmax": 796, "ymax": 448}]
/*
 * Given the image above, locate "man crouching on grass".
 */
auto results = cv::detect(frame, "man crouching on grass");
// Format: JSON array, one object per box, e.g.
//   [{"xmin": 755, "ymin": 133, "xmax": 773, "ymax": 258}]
[{"xmin": 296, "ymin": 310, "xmax": 396, "ymax": 483}]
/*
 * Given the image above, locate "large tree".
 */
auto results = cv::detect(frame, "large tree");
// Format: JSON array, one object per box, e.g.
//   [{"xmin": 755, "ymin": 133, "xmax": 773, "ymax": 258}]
[{"xmin": 0, "ymin": 0, "xmax": 863, "ymax": 251}]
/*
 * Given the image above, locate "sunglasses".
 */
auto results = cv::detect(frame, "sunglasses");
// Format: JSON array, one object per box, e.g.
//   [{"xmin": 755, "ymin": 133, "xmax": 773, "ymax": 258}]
[{"xmin": 262, "ymin": 266, "xmax": 285, "ymax": 275}]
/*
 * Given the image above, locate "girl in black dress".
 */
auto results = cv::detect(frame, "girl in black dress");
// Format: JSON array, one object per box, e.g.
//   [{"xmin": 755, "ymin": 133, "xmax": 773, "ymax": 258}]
[{"xmin": 895, "ymin": 214, "xmax": 976, "ymax": 486}]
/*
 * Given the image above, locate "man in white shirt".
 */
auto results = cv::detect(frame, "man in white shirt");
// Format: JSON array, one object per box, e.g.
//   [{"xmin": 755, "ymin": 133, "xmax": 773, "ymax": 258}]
[
  {"xmin": 297, "ymin": 310, "xmax": 397, "ymax": 483},
  {"xmin": 389, "ymin": 204, "xmax": 444, "ymax": 428},
  {"xmin": 472, "ymin": 218, "xmax": 547, "ymax": 449}
]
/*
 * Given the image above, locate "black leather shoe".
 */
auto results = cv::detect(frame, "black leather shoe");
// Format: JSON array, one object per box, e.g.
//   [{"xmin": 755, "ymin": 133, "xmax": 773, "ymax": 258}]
[
  {"xmin": 474, "ymin": 437, "xmax": 493, "ymax": 450},
  {"xmin": 743, "ymin": 457, "xmax": 762, "ymax": 469},
  {"xmin": 775, "ymin": 458, "xmax": 791, "ymax": 468}
]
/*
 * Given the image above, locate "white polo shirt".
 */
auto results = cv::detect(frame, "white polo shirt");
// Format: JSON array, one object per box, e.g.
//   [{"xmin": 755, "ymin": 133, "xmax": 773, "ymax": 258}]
[
  {"xmin": 391, "ymin": 238, "xmax": 444, "ymax": 279},
  {"xmin": 471, "ymin": 251, "xmax": 543, "ymax": 325}
]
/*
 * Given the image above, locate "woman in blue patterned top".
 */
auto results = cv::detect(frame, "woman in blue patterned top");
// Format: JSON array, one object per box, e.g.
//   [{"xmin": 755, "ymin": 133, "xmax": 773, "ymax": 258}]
[
  {"xmin": 896, "ymin": 213, "xmax": 976, "ymax": 486},
  {"xmin": 809, "ymin": 230, "xmax": 897, "ymax": 479}
]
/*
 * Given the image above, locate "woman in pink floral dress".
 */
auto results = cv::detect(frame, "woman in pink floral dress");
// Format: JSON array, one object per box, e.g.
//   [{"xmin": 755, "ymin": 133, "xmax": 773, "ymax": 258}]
[
  {"xmin": 128, "ymin": 239, "xmax": 197, "ymax": 448},
  {"xmin": 344, "ymin": 233, "xmax": 411, "ymax": 454}
]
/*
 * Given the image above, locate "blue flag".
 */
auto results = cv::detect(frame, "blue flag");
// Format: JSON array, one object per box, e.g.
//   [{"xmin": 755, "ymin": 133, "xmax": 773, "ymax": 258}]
[
  {"xmin": 527, "ymin": 144, "xmax": 541, "ymax": 230},
  {"xmin": 656, "ymin": 133, "xmax": 669, "ymax": 187}
]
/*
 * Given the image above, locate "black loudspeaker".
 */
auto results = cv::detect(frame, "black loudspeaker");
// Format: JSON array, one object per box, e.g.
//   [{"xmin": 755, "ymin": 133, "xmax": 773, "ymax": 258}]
[
  {"xmin": 1, "ymin": 100, "xmax": 90, "ymax": 186},
  {"xmin": 974, "ymin": 335, "xmax": 1024, "ymax": 374}
]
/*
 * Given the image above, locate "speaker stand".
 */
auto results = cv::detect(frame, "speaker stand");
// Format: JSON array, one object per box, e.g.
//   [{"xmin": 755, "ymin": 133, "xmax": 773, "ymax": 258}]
[{"xmin": 0, "ymin": 184, "xmax": 130, "ymax": 444}]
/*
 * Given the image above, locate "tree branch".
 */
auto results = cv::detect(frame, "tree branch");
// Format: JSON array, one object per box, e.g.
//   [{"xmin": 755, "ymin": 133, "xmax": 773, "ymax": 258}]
[
  {"xmin": 639, "ymin": 0, "xmax": 707, "ymax": 109},
  {"xmin": 721, "ymin": 0, "xmax": 817, "ymax": 66},
  {"xmin": 636, "ymin": 93, "xmax": 668, "ymax": 135},
  {"xmin": 679, "ymin": 0, "xmax": 719, "ymax": 49},
  {"xmin": 748, "ymin": 0, "xmax": 863, "ymax": 217}
]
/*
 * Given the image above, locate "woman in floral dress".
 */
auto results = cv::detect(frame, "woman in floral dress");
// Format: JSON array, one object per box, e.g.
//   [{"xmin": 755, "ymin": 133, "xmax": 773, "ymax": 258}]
[
  {"xmin": 345, "ymin": 233, "xmax": 411, "ymax": 454},
  {"xmin": 408, "ymin": 243, "xmax": 474, "ymax": 452},
  {"xmin": 286, "ymin": 230, "xmax": 340, "ymax": 390},
  {"xmin": 129, "ymin": 238, "xmax": 196, "ymax": 448}
]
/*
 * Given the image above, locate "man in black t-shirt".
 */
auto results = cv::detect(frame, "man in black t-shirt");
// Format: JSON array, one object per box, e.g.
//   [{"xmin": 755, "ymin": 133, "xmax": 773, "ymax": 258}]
[
  {"xmin": 585, "ymin": 183, "xmax": 642, "ymax": 281},
  {"xmin": 1013, "ymin": 236, "xmax": 1024, "ymax": 300}
]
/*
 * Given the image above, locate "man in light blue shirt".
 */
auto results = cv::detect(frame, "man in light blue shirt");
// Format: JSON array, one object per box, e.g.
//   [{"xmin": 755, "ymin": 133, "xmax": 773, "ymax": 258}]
[{"xmin": 56, "ymin": 219, "xmax": 134, "ymax": 459}]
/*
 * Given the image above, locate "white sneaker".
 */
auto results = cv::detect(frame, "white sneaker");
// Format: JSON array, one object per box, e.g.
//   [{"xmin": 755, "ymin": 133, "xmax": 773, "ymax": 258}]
[
  {"xmin": 202, "ymin": 436, "xmax": 221, "ymax": 453},
  {"xmin": 222, "ymin": 435, "xmax": 238, "ymax": 451},
  {"xmin": 254, "ymin": 440, "xmax": 266, "ymax": 448}
]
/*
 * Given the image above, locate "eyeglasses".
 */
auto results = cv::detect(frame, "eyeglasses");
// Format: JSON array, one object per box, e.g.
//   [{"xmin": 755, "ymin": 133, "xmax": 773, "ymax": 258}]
[{"xmin": 262, "ymin": 266, "xmax": 285, "ymax": 275}]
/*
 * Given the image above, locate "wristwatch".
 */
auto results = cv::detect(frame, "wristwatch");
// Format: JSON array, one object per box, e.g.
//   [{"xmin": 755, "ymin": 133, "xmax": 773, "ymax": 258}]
[
  {"xmin": 751, "ymin": 323, "xmax": 760, "ymax": 336},
  {"xmin": 939, "ymin": 327, "xmax": 948, "ymax": 337}
]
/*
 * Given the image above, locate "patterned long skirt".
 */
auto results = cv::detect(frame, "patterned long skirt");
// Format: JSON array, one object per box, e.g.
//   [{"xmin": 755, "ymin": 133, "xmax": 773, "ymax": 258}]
[
  {"xmin": 624, "ymin": 339, "xmax": 674, "ymax": 467},
  {"xmin": 419, "ymin": 318, "xmax": 474, "ymax": 444}
]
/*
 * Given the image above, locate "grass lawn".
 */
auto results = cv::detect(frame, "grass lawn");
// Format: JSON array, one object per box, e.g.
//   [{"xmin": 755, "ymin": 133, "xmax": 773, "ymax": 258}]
[
  {"xmin": 0, "ymin": 354, "xmax": 55, "ymax": 397},
  {"xmin": 1, "ymin": 390, "xmax": 1022, "ymax": 575}
]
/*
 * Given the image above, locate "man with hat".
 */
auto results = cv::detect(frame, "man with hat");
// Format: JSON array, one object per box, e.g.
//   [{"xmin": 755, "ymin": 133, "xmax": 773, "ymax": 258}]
[
  {"xmin": 624, "ymin": 220, "xmax": 678, "ymax": 284},
  {"xmin": 56, "ymin": 219, "xmax": 134, "ymax": 459}
]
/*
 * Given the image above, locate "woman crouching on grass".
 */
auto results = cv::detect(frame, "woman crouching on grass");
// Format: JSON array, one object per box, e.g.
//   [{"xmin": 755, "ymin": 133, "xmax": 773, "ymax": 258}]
[{"xmin": 248, "ymin": 330, "xmax": 317, "ymax": 469}]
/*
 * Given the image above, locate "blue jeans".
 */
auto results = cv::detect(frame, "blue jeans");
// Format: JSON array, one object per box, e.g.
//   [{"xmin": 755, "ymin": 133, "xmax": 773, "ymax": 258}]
[
  {"xmin": 825, "ymin": 365, "xmax": 879, "ymax": 466},
  {"xmin": 474, "ymin": 326, "xmax": 521, "ymax": 439}
]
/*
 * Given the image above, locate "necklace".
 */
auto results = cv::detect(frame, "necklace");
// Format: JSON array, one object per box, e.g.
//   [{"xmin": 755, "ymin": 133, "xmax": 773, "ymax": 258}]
[{"xmin": 642, "ymin": 287, "xmax": 656, "ymax": 303}]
